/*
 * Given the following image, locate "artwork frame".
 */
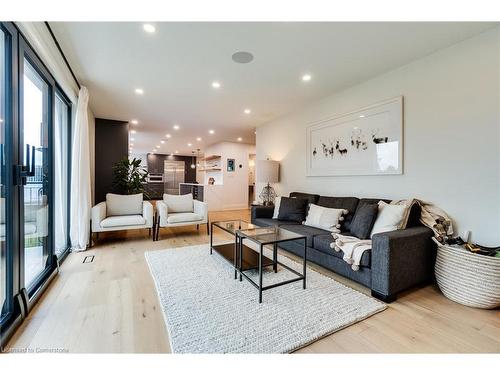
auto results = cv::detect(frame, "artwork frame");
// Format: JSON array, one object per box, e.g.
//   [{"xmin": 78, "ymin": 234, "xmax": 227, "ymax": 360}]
[
  {"xmin": 227, "ymin": 158, "xmax": 235, "ymax": 172},
  {"xmin": 306, "ymin": 96, "xmax": 403, "ymax": 177}
]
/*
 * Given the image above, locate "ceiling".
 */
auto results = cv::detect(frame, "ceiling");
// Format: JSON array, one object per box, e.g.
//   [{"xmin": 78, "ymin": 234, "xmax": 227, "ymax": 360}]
[{"xmin": 50, "ymin": 22, "xmax": 496, "ymax": 155}]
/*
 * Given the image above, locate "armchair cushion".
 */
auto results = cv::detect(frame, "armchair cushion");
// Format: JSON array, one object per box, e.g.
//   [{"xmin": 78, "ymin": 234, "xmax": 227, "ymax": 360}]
[
  {"xmin": 163, "ymin": 193, "xmax": 193, "ymax": 213},
  {"xmin": 106, "ymin": 193, "xmax": 143, "ymax": 216},
  {"xmin": 167, "ymin": 212, "xmax": 204, "ymax": 224},
  {"xmin": 101, "ymin": 215, "xmax": 146, "ymax": 228},
  {"xmin": 193, "ymin": 200, "xmax": 208, "ymax": 222}
]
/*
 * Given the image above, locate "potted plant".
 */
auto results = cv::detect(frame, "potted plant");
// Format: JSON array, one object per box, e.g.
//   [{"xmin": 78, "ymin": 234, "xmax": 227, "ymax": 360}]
[{"xmin": 112, "ymin": 157, "xmax": 149, "ymax": 199}]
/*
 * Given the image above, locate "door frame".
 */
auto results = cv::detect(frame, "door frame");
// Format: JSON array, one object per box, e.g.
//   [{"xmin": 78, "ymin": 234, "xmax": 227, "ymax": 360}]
[{"xmin": 18, "ymin": 35, "xmax": 57, "ymax": 301}]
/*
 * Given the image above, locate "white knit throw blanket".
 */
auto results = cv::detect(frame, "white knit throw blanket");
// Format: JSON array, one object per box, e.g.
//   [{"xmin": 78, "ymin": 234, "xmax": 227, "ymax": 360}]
[
  {"xmin": 330, "ymin": 234, "xmax": 372, "ymax": 271},
  {"xmin": 329, "ymin": 199, "xmax": 454, "ymax": 271}
]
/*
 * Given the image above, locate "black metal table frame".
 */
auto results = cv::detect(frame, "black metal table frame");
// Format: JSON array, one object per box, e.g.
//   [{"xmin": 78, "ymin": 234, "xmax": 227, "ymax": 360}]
[
  {"xmin": 210, "ymin": 220, "xmax": 253, "ymax": 277},
  {"xmin": 236, "ymin": 231, "xmax": 307, "ymax": 303}
]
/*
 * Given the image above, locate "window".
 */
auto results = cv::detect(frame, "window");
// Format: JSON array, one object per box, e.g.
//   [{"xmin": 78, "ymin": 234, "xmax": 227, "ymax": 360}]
[{"xmin": 22, "ymin": 59, "xmax": 51, "ymax": 289}]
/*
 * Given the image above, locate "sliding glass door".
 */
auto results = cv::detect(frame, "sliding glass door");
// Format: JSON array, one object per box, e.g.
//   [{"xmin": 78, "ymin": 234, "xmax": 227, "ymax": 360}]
[
  {"xmin": 1, "ymin": 22, "xmax": 72, "ymax": 346},
  {"xmin": 20, "ymin": 58, "xmax": 52, "ymax": 291},
  {"xmin": 0, "ymin": 26, "xmax": 7, "ymax": 324}
]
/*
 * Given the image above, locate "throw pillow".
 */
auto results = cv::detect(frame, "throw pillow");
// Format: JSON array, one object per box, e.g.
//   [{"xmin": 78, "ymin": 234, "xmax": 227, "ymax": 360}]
[
  {"xmin": 349, "ymin": 203, "xmax": 379, "ymax": 239},
  {"xmin": 272, "ymin": 196, "xmax": 282, "ymax": 219},
  {"xmin": 304, "ymin": 203, "xmax": 347, "ymax": 231},
  {"xmin": 277, "ymin": 197, "xmax": 308, "ymax": 222},
  {"xmin": 370, "ymin": 201, "xmax": 407, "ymax": 238},
  {"xmin": 106, "ymin": 193, "xmax": 143, "ymax": 216},
  {"xmin": 163, "ymin": 193, "xmax": 194, "ymax": 213}
]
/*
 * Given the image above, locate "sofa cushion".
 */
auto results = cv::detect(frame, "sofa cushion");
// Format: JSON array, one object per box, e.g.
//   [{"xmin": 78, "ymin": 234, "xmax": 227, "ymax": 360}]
[
  {"xmin": 280, "ymin": 224, "xmax": 330, "ymax": 247},
  {"xmin": 289, "ymin": 192, "xmax": 320, "ymax": 206},
  {"xmin": 253, "ymin": 218, "xmax": 300, "ymax": 227},
  {"xmin": 316, "ymin": 196, "xmax": 359, "ymax": 231},
  {"xmin": 304, "ymin": 203, "xmax": 347, "ymax": 231},
  {"xmin": 313, "ymin": 234, "xmax": 371, "ymax": 267},
  {"xmin": 101, "ymin": 214, "xmax": 146, "ymax": 228},
  {"xmin": 106, "ymin": 193, "xmax": 143, "ymax": 216},
  {"xmin": 167, "ymin": 212, "xmax": 203, "ymax": 224},
  {"xmin": 349, "ymin": 203, "xmax": 379, "ymax": 239},
  {"xmin": 163, "ymin": 193, "xmax": 194, "ymax": 213},
  {"xmin": 277, "ymin": 197, "xmax": 308, "ymax": 222},
  {"xmin": 370, "ymin": 201, "xmax": 407, "ymax": 238}
]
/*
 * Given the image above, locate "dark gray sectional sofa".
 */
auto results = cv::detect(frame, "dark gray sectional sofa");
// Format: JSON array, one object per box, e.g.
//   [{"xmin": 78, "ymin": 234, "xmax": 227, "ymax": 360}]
[{"xmin": 251, "ymin": 192, "xmax": 436, "ymax": 302}]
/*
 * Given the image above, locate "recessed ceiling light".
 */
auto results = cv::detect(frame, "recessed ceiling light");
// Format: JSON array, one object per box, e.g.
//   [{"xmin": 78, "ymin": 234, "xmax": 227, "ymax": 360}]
[
  {"xmin": 160, "ymin": 140, "xmax": 165, "ymax": 144},
  {"xmin": 175, "ymin": 150, "xmax": 179, "ymax": 154},
  {"xmin": 135, "ymin": 88, "xmax": 144, "ymax": 95},
  {"xmin": 211, "ymin": 81, "xmax": 221, "ymax": 89},
  {"xmin": 196, "ymin": 137, "xmax": 202, "ymax": 141},
  {"xmin": 232, "ymin": 51, "xmax": 254, "ymax": 64},
  {"xmin": 130, "ymin": 119, "xmax": 139, "ymax": 125},
  {"xmin": 187, "ymin": 143, "xmax": 192, "ymax": 147},
  {"xmin": 302, "ymin": 74, "xmax": 312, "ymax": 82},
  {"xmin": 237, "ymin": 137, "xmax": 242, "ymax": 142},
  {"xmin": 130, "ymin": 143, "xmax": 134, "ymax": 146},
  {"xmin": 156, "ymin": 145, "xmax": 160, "ymax": 148},
  {"xmin": 143, "ymin": 24, "xmax": 156, "ymax": 33},
  {"xmin": 244, "ymin": 108, "xmax": 251, "ymax": 115},
  {"xmin": 130, "ymin": 138, "xmax": 135, "ymax": 141},
  {"xmin": 130, "ymin": 130, "xmax": 137, "ymax": 134},
  {"xmin": 173, "ymin": 124, "xmax": 180, "ymax": 130},
  {"xmin": 165, "ymin": 133, "xmax": 171, "ymax": 138},
  {"xmin": 209, "ymin": 129, "xmax": 215, "ymax": 134},
  {"xmin": 359, "ymin": 115, "xmax": 365, "ymax": 118}
]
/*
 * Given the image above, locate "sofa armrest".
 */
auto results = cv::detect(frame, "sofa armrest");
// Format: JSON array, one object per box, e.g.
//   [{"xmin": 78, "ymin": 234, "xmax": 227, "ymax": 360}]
[
  {"xmin": 371, "ymin": 226, "xmax": 435, "ymax": 298},
  {"xmin": 251, "ymin": 205, "xmax": 274, "ymax": 223},
  {"xmin": 91, "ymin": 202, "xmax": 107, "ymax": 232},
  {"xmin": 193, "ymin": 200, "xmax": 208, "ymax": 223},
  {"xmin": 157, "ymin": 201, "xmax": 169, "ymax": 227},
  {"xmin": 142, "ymin": 201, "xmax": 154, "ymax": 228}
]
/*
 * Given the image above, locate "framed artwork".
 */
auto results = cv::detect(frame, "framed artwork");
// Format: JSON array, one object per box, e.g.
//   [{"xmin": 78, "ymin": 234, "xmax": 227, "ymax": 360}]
[
  {"xmin": 227, "ymin": 158, "xmax": 235, "ymax": 172},
  {"xmin": 306, "ymin": 96, "xmax": 403, "ymax": 176}
]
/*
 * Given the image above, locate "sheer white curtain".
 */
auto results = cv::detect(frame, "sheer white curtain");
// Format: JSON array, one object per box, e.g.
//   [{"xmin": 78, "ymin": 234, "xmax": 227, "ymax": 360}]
[{"xmin": 70, "ymin": 86, "xmax": 91, "ymax": 251}]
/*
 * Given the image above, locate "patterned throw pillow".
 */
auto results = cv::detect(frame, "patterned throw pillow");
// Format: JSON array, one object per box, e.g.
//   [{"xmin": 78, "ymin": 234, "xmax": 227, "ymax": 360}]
[{"xmin": 303, "ymin": 203, "xmax": 348, "ymax": 232}]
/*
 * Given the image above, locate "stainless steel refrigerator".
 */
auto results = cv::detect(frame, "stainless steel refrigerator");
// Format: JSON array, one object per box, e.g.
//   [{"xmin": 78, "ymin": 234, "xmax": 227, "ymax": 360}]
[{"xmin": 164, "ymin": 160, "xmax": 185, "ymax": 195}]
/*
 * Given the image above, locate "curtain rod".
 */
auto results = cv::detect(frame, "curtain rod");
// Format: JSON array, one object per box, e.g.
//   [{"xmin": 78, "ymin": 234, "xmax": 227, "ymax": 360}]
[{"xmin": 44, "ymin": 21, "xmax": 81, "ymax": 90}]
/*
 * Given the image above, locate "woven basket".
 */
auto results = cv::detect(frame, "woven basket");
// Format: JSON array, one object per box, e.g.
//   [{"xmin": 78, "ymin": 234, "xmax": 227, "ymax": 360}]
[{"xmin": 433, "ymin": 238, "xmax": 500, "ymax": 309}]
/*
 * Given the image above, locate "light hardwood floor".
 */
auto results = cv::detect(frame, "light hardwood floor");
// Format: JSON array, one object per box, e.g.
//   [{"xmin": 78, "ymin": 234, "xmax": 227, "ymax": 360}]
[{"xmin": 6, "ymin": 209, "xmax": 500, "ymax": 353}]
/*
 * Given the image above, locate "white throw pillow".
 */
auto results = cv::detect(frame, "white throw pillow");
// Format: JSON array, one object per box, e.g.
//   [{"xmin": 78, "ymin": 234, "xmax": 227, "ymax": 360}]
[
  {"xmin": 304, "ymin": 203, "xmax": 347, "ymax": 231},
  {"xmin": 163, "ymin": 193, "xmax": 194, "ymax": 213},
  {"xmin": 370, "ymin": 201, "xmax": 407, "ymax": 238},
  {"xmin": 106, "ymin": 193, "xmax": 143, "ymax": 216},
  {"xmin": 272, "ymin": 196, "xmax": 282, "ymax": 219}
]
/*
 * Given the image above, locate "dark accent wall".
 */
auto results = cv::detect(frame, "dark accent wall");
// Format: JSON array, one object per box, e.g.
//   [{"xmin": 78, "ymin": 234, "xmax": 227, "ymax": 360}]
[{"xmin": 95, "ymin": 118, "xmax": 129, "ymax": 203}]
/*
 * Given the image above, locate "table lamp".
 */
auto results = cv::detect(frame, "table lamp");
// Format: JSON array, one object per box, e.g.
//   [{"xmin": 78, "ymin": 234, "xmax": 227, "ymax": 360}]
[{"xmin": 256, "ymin": 159, "xmax": 279, "ymax": 206}]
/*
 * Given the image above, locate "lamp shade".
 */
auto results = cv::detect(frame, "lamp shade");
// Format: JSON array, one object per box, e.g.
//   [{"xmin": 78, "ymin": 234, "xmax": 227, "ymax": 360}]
[{"xmin": 256, "ymin": 160, "xmax": 279, "ymax": 183}]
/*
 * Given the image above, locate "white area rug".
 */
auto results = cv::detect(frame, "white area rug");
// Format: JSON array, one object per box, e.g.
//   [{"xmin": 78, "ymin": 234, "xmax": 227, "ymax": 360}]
[{"xmin": 145, "ymin": 244, "xmax": 386, "ymax": 353}]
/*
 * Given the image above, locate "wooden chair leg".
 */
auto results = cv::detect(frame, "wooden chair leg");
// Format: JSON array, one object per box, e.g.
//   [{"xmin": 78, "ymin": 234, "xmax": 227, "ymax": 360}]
[
  {"xmin": 197, "ymin": 224, "xmax": 199, "ymax": 231},
  {"xmin": 206, "ymin": 222, "xmax": 209, "ymax": 235}
]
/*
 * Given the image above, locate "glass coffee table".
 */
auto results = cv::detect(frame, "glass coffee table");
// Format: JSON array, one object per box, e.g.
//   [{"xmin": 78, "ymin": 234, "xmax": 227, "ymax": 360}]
[
  {"xmin": 210, "ymin": 220, "xmax": 275, "ymax": 280},
  {"xmin": 236, "ymin": 226, "xmax": 307, "ymax": 303}
]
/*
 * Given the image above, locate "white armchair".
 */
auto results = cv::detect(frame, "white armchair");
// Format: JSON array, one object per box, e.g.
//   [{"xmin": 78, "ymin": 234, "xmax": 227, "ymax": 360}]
[
  {"xmin": 91, "ymin": 193, "xmax": 154, "ymax": 245},
  {"xmin": 155, "ymin": 193, "xmax": 208, "ymax": 240}
]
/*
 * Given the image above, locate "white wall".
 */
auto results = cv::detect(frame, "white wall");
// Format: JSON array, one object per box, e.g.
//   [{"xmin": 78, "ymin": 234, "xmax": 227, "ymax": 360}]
[
  {"xmin": 203, "ymin": 142, "xmax": 256, "ymax": 210},
  {"xmin": 257, "ymin": 27, "xmax": 500, "ymax": 245}
]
